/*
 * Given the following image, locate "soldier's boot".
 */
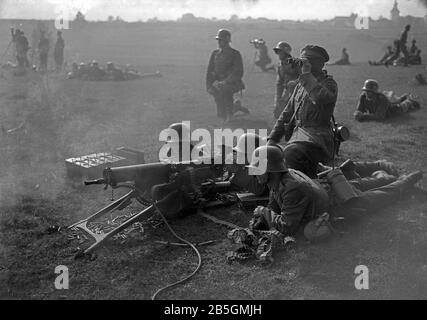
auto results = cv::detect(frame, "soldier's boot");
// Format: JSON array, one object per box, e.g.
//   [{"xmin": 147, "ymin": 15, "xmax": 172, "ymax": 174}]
[
  {"xmin": 354, "ymin": 160, "xmax": 400, "ymax": 177},
  {"xmin": 395, "ymin": 171, "xmax": 423, "ymax": 190},
  {"xmin": 371, "ymin": 170, "xmax": 422, "ymax": 192},
  {"xmin": 350, "ymin": 170, "xmax": 397, "ymax": 192},
  {"xmin": 233, "ymin": 99, "xmax": 250, "ymax": 115}
]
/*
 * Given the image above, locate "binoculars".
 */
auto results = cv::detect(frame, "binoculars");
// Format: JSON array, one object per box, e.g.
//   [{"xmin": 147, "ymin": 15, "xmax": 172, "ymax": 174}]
[
  {"xmin": 286, "ymin": 57, "xmax": 305, "ymax": 68},
  {"xmin": 249, "ymin": 39, "xmax": 265, "ymax": 45}
]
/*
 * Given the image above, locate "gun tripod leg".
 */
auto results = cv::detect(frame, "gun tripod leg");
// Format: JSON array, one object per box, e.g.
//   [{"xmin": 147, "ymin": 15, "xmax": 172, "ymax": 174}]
[
  {"xmin": 69, "ymin": 189, "xmax": 156, "ymax": 255},
  {"xmin": 83, "ymin": 205, "xmax": 155, "ymax": 255}
]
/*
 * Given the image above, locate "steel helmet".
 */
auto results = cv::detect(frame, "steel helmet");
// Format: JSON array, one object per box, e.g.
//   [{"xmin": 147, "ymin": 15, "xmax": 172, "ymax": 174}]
[
  {"xmin": 247, "ymin": 145, "xmax": 288, "ymax": 175},
  {"xmin": 233, "ymin": 133, "xmax": 266, "ymax": 157},
  {"xmin": 273, "ymin": 41, "xmax": 292, "ymax": 55},
  {"xmin": 167, "ymin": 122, "xmax": 191, "ymax": 143},
  {"xmin": 362, "ymin": 79, "xmax": 379, "ymax": 93},
  {"xmin": 215, "ymin": 29, "xmax": 231, "ymax": 42}
]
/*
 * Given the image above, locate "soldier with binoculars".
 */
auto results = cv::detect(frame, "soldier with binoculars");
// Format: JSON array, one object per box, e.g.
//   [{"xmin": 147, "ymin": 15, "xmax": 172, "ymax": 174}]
[{"xmin": 268, "ymin": 45, "xmax": 339, "ymax": 178}]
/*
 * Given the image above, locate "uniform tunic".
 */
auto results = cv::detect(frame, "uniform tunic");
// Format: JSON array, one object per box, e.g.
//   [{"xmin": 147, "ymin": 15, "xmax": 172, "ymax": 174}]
[
  {"xmin": 269, "ymin": 70, "xmax": 338, "ymax": 162},
  {"xmin": 206, "ymin": 46, "xmax": 244, "ymax": 119}
]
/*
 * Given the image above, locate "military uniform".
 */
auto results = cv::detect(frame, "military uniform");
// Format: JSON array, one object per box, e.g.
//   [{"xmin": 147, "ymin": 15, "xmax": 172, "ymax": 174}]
[
  {"xmin": 256, "ymin": 166, "xmax": 422, "ymax": 238},
  {"xmin": 54, "ymin": 34, "xmax": 65, "ymax": 72},
  {"xmin": 230, "ymin": 166, "xmax": 268, "ymax": 196},
  {"xmin": 38, "ymin": 34, "xmax": 50, "ymax": 72},
  {"xmin": 355, "ymin": 91, "xmax": 420, "ymax": 122},
  {"xmin": 255, "ymin": 42, "xmax": 274, "ymax": 72},
  {"xmin": 267, "ymin": 169, "xmax": 329, "ymax": 235},
  {"xmin": 399, "ymin": 27, "xmax": 410, "ymax": 67},
  {"xmin": 14, "ymin": 31, "xmax": 30, "ymax": 68},
  {"xmin": 269, "ymin": 69, "xmax": 338, "ymax": 177},
  {"xmin": 206, "ymin": 43, "xmax": 245, "ymax": 120},
  {"xmin": 274, "ymin": 62, "xmax": 298, "ymax": 119}
]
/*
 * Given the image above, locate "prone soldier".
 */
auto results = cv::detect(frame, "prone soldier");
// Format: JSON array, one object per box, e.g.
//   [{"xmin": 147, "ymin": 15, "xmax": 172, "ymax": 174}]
[
  {"xmin": 87, "ymin": 60, "xmax": 107, "ymax": 81},
  {"xmin": 247, "ymin": 146, "xmax": 423, "ymax": 242},
  {"xmin": 354, "ymin": 79, "xmax": 420, "ymax": 122},
  {"xmin": 106, "ymin": 62, "xmax": 126, "ymax": 81}
]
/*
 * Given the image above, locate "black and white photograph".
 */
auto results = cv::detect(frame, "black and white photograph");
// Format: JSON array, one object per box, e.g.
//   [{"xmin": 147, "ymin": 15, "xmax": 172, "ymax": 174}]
[{"xmin": 0, "ymin": 0, "xmax": 427, "ymax": 305}]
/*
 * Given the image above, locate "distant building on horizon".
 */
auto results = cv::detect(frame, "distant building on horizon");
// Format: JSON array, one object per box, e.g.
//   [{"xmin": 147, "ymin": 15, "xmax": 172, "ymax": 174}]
[{"xmin": 390, "ymin": 0, "xmax": 400, "ymax": 23}]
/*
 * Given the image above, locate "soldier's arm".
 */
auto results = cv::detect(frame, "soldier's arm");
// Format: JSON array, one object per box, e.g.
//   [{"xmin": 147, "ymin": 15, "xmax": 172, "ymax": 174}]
[
  {"xmin": 275, "ymin": 67, "xmax": 285, "ymax": 107},
  {"xmin": 206, "ymin": 51, "xmax": 216, "ymax": 90},
  {"xmin": 298, "ymin": 74, "xmax": 338, "ymax": 107},
  {"xmin": 268, "ymin": 90, "xmax": 296, "ymax": 143},
  {"xmin": 271, "ymin": 186, "xmax": 310, "ymax": 235},
  {"xmin": 224, "ymin": 51, "xmax": 244, "ymax": 84}
]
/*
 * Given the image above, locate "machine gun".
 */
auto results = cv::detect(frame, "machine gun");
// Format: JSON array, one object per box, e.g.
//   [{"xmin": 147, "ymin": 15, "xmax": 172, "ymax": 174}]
[{"xmin": 69, "ymin": 161, "xmax": 229, "ymax": 255}]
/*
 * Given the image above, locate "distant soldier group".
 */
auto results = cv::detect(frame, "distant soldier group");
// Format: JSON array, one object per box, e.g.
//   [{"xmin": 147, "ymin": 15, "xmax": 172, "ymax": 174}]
[
  {"xmin": 67, "ymin": 60, "xmax": 150, "ymax": 81},
  {"xmin": 370, "ymin": 24, "xmax": 422, "ymax": 67},
  {"xmin": 8, "ymin": 27, "xmax": 65, "ymax": 73}
]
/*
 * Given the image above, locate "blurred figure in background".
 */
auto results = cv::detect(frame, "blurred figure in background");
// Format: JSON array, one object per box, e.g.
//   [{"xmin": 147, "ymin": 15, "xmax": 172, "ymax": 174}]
[
  {"xmin": 38, "ymin": 30, "xmax": 50, "ymax": 73},
  {"xmin": 54, "ymin": 31, "xmax": 65, "ymax": 72},
  {"xmin": 251, "ymin": 38, "xmax": 275, "ymax": 72},
  {"xmin": 331, "ymin": 48, "xmax": 351, "ymax": 65},
  {"xmin": 272, "ymin": 41, "xmax": 299, "ymax": 119}
]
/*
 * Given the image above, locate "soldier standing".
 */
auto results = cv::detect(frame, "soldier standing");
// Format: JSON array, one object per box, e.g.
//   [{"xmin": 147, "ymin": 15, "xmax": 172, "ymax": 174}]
[
  {"xmin": 399, "ymin": 24, "xmax": 411, "ymax": 67},
  {"xmin": 268, "ymin": 45, "xmax": 338, "ymax": 178},
  {"xmin": 38, "ymin": 31, "xmax": 50, "ymax": 73},
  {"xmin": 206, "ymin": 29, "xmax": 247, "ymax": 122},
  {"xmin": 273, "ymin": 41, "xmax": 299, "ymax": 119},
  {"xmin": 11, "ymin": 28, "xmax": 29, "ymax": 68},
  {"xmin": 54, "ymin": 31, "xmax": 65, "ymax": 72}
]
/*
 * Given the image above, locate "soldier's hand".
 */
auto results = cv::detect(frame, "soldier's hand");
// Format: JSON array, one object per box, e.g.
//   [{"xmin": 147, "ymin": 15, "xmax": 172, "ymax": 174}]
[
  {"xmin": 300, "ymin": 58, "xmax": 312, "ymax": 74},
  {"xmin": 354, "ymin": 111, "xmax": 364, "ymax": 122}
]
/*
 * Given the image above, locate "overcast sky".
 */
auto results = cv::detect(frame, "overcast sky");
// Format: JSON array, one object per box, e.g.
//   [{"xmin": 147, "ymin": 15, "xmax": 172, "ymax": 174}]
[{"xmin": 0, "ymin": 0, "xmax": 426, "ymax": 21}]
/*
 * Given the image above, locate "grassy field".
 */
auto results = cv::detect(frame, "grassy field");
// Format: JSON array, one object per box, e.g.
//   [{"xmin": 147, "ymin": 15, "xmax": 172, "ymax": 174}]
[{"xmin": 0, "ymin": 21, "xmax": 427, "ymax": 300}]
